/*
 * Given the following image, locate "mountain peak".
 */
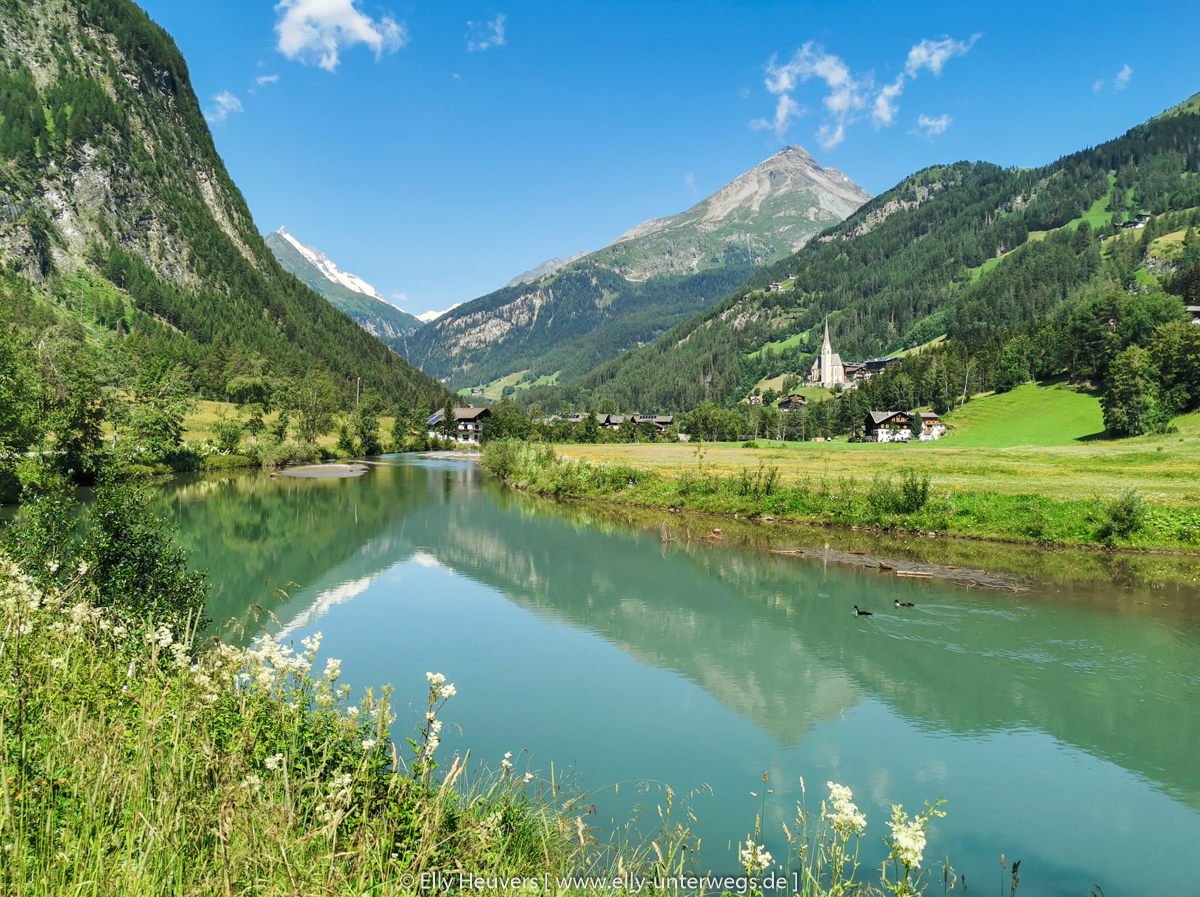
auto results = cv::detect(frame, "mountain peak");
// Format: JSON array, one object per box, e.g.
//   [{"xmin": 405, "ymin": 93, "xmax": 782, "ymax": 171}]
[
  {"xmin": 608, "ymin": 147, "xmax": 871, "ymax": 257},
  {"xmin": 273, "ymin": 226, "xmax": 388, "ymax": 304}
]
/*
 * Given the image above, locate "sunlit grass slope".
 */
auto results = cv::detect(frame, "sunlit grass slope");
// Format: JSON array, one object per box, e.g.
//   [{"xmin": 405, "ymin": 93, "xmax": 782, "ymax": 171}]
[{"xmin": 943, "ymin": 380, "xmax": 1105, "ymax": 447}]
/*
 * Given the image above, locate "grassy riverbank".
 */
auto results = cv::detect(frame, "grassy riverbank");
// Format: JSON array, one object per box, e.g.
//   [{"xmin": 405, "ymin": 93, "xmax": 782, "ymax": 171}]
[
  {"xmin": 482, "ymin": 439, "xmax": 1200, "ymax": 552},
  {"xmin": 0, "ymin": 486, "xmax": 958, "ymax": 896}
]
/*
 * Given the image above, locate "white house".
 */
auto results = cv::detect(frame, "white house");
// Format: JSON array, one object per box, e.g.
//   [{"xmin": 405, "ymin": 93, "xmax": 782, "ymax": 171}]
[
  {"xmin": 865, "ymin": 410, "xmax": 913, "ymax": 443},
  {"xmin": 427, "ymin": 406, "xmax": 491, "ymax": 445},
  {"xmin": 917, "ymin": 412, "xmax": 947, "ymax": 441}
]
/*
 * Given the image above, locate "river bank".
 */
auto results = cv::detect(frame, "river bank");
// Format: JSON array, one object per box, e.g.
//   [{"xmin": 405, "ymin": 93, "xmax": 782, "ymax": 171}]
[{"xmin": 480, "ymin": 440, "xmax": 1200, "ymax": 554}]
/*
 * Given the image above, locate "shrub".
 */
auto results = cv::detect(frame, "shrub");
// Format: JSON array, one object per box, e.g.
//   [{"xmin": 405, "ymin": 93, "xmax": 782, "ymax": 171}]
[
  {"xmin": 1100, "ymin": 487, "xmax": 1147, "ymax": 541},
  {"xmin": 868, "ymin": 469, "xmax": 931, "ymax": 516},
  {"xmin": 258, "ymin": 441, "xmax": 322, "ymax": 469}
]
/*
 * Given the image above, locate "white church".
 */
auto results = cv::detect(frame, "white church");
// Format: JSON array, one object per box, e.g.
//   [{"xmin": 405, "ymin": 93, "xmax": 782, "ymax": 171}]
[{"xmin": 809, "ymin": 319, "xmax": 847, "ymax": 387}]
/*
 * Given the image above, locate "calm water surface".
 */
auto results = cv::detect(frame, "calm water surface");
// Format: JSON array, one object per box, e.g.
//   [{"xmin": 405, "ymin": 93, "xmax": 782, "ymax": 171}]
[{"xmin": 156, "ymin": 458, "xmax": 1200, "ymax": 895}]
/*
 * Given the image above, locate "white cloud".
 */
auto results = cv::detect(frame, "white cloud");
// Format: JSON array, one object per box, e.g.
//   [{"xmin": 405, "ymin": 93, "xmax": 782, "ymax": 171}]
[
  {"xmin": 905, "ymin": 35, "xmax": 979, "ymax": 77},
  {"xmin": 754, "ymin": 35, "xmax": 977, "ymax": 149},
  {"xmin": 915, "ymin": 113, "xmax": 952, "ymax": 137},
  {"xmin": 872, "ymin": 74, "xmax": 904, "ymax": 127},
  {"xmin": 750, "ymin": 92, "xmax": 804, "ymax": 140},
  {"xmin": 1114, "ymin": 64, "xmax": 1133, "ymax": 90},
  {"xmin": 467, "ymin": 14, "xmax": 507, "ymax": 52},
  {"xmin": 738, "ymin": 87, "xmax": 750, "ymax": 99},
  {"xmin": 755, "ymin": 43, "xmax": 863, "ymax": 148},
  {"xmin": 275, "ymin": 0, "xmax": 408, "ymax": 73},
  {"xmin": 1093, "ymin": 79, "xmax": 1105, "ymax": 92},
  {"xmin": 392, "ymin": 293, "xmax": 406, "ymax": 303},
  {"xmin": 684, "ymin": 173, "xmax": 698, "ymax": 198},
  {"xmin": 204, "ymin": 91, "xmax": 243, "ymax": 124},
  {"xmin": 257, "ymin": 74, "xmax": 280, "ymax": 85}
]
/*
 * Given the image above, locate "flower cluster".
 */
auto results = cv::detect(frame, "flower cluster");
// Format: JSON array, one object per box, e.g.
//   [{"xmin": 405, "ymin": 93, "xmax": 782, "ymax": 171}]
[
  {"xmin": 824, "ymin": 782, "xmax": 867, "ymax": 836},
  {"xmin": 739, "ymin": 840, "xmax": 773, "ymax": 875}
]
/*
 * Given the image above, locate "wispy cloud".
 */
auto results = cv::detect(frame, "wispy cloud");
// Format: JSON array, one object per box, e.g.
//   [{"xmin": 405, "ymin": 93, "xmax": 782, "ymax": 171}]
[
  {"xmin": 905, "ymin": 35, "xmax": 979, "ymax": 77},
  {"xmin": 204, "ymin": 90, "xmax": 243, "ymax": 124},
  {"xmin": 914, "ymin": 113, "xmax": 952, "ymax": 138},
  {"xmin": 754, "ymin": 34, "xmax": 977, "ymax": 149},
  {"xmin": 752, "ymin": 42, "xmax": 862, "ymax": 148},
  {"xmin": 1114, "ymin": 64, "xmax": 1133, "ymax": 90},
  {"xmin": 467, "ymin": 14, "xmax": 506, "ymax": 52},
  {"xmin": 684, "ymin": 173, "xmax": 698, "ymax": 198},
  {"xmin": 275, "ymin": 0, "xmax": 408, "ymax": 73},
  {"xmin": 871, "ymin": 34, "xmax": 978, "ymax": 128},
  {"xmin": 256, "ymin": 74, "xmax": 280, "ymax": 85},
  {"xmin": 392, "ymin": 293, "xmax": 406, "ymax": 303},
  {"xmin": 1093, "ymin": 78, "xmax": 1105, "ymax": 92},
  {"xmin": 750, "ymin": 93, "xmax": 804, "ymax": 141}
]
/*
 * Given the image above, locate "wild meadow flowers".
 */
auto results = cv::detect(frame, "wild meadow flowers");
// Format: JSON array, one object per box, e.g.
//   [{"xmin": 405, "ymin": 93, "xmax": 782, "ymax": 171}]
[{"xmin": 0, "ymin": 546, "xmax": 964, "ymax": 896}]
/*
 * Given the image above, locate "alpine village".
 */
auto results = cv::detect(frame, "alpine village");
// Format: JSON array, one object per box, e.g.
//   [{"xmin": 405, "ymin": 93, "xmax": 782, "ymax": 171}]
[{"xmin": 1, "ymin": 1, "xmax": 1200, "ymax": 895}]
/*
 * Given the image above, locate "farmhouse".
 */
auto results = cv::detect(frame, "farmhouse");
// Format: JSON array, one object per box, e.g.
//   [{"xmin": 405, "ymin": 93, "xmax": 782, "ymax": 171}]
[
  {"xmin": 865, "ymin": 410, "xmax": 913, "ymax": 443},
  {"xmin": 427, "ymin": 406, "xmax": 491, "ymax": 445},
  {"xmin": 917, "ymin": 412, "xmax": 947, "ymax": 441},
  {"xmin": 778, "ymin": 393, "xmax": 807, "ymax": 411}
]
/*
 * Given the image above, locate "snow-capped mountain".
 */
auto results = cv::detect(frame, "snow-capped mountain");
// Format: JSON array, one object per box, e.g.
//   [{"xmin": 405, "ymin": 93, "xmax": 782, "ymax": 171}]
[
  {"xmin": 273, "ymin": 226, "xmax": 390, "ymax": 304},
  {"xmin": 416, "ymin": 305, "xmax": 461, "ymax": 324},
  {"xmin": 266, "ymin": 227, "xmax": 424, "ymax": 346}
]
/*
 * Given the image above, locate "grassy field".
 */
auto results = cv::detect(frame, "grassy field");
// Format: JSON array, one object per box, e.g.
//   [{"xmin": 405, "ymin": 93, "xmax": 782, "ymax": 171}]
[
  {"xmin": 183, "ymin": 400, "xmax": 403, "ymax": 448},
  {"xmin": 942, "ymin": 379, "xmax": 1105, "ymax": 447},
  {"xmin": 459, "ymin": 370, "xmax": 561, "ymax": 402},
  {"xmin": 556, "ymin": 382, "xmax": 1200, "ymax": 508}
]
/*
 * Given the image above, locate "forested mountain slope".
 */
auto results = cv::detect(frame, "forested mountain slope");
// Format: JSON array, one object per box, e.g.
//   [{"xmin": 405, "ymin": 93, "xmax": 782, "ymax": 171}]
[
  {"xmin": 265, "ymin": 227, "xmax": 424, "ymax": 349},
  {"xmin": 0, "ymin": 0, "xmax": 447, "ymax": 408},
  {"xmin": 533, "ymin": 98, "xmax": 1200, "ymax": 412},
  {"xmin": 402, "ymin": 146, "xmax": 871, "ymax": 389}
]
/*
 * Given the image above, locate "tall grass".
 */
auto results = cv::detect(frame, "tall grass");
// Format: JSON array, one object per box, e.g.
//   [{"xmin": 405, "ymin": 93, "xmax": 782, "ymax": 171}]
[
  {"xmin": 0, "ymin": 549, "xmax": 965, "ymax": 896},
  {"xmin": 482, "ymin": 440, "xmax": 1200, "ymax": 550}
]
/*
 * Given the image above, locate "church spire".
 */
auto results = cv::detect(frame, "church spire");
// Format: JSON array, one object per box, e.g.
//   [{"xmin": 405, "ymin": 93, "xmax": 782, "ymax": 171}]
[{"xmin": 822, "ymin": 317, "xmax": 832, "ymax": 354}]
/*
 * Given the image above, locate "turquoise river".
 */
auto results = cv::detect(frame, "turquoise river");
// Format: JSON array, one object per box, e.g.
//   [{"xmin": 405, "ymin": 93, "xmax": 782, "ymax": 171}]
[{"xmin": 155, "ymin": 456, "xmax": 1200, "ymax": 895}]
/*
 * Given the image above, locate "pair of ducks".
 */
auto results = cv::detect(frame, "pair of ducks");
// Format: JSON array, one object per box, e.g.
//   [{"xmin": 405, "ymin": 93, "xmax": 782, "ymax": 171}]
[{"xmin": 853, "ymin": 600, "xmax": 914, "ymax": 617}]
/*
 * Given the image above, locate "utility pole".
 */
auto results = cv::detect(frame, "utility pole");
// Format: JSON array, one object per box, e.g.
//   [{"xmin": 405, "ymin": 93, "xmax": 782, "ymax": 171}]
[{"xmin": 356, "ymin": 377, "xmax": 361, "ymax": 406}]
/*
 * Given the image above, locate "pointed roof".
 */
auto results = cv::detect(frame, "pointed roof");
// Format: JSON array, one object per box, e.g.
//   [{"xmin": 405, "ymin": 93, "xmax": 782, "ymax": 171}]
[{"xmin": 822, "ymin": 317, "xmax": 832, "ymax": 354}]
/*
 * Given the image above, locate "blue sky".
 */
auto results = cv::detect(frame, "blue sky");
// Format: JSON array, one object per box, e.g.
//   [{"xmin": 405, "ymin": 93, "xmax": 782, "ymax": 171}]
[{"xmin": 138, "ymin": 0, "xmax": 1199, "ymax": 317}]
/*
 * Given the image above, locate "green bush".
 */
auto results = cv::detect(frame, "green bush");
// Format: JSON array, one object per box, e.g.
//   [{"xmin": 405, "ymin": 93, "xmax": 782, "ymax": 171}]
[
  {"xmin": 1100, "ymin": 487, "xmax": 1147, "ymax": 541},
  {"xmin": 868, "ymin": 469, "xmax": 930, "ymax": 516}
]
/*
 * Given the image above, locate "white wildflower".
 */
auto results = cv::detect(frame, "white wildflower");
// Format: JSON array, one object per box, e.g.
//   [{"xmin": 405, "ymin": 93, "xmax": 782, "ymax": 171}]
[
  {"xmin": 739, "ymin": 840, "xmax": 773, "ymax": 874},
  {"xmin": 501, "ymin": 751, "xmax": 513, "ymax": 771},
  {"xmin": 887, "ymin": 805, "xmax": 927, "ymax": 870},
  {"xmin": 77, "ymin": 560, "xmax": 89, "ymax": 576},
  {"xmin": 824, "ymin": 782, "xmax": 867, "ymax": 836},
  {"xmin": 47, "ymin": 559, "xmax": 60, "ymax": 575},
  {"xmin": 362, "ymin": 738, "xmax": 377, "ymax": 752},
  {"xmin": 324, "ymin": 657, "xmax": 342, "ymax": 682},
  {"xmin": 439, "ymin": 682, "xmax": 456, "ymax": 699},
  {"xmin": 265, "ymin": 754, "xmax": 284, "ymax": 771},
  {"xmin": 426, "ymin": 671, "xmax": 446, "ymax": 689},
  {"xmin": 241, "ymin": 774, "xmax": 263, "ymax": 792},
  {"xmin": 523, "ymin": 772, "xmax": 534, "ymax": 784}
]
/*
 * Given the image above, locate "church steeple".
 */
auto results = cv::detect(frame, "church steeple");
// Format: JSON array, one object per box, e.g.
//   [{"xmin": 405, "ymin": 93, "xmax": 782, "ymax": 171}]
[{"xmin": 821, "ymin": 317, "xmax": 832, "ymax": 354}]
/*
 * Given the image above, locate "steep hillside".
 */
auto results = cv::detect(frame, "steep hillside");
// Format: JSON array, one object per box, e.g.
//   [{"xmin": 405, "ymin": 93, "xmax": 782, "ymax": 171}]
[
  {"xmin": 265, "ymin": 227, "xmax": 423, "ymax": 347},
  {"xmin": 402, "ymin": 147, "xmax": 871, "ymax": 388},
  {"xmin": 506, "ymin": 250, "xmax": 588, "ymax": 288},
  {"xmin": 535, "ymin": 103, "xmax": 1200, "ymax": 412},
  {"xmin": 0, "ymin": 0, "xmax": 447, "ymax": 407}
]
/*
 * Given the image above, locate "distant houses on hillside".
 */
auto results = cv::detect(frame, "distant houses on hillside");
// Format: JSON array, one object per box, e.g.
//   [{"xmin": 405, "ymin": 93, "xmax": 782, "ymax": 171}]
[
  {"xmin": 806, "ymin": 319, "xmax": 899, "ymax": 388},
  {"xmin": 552, "ymin": 412, "xmax": 674, "ymax": 433}
]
